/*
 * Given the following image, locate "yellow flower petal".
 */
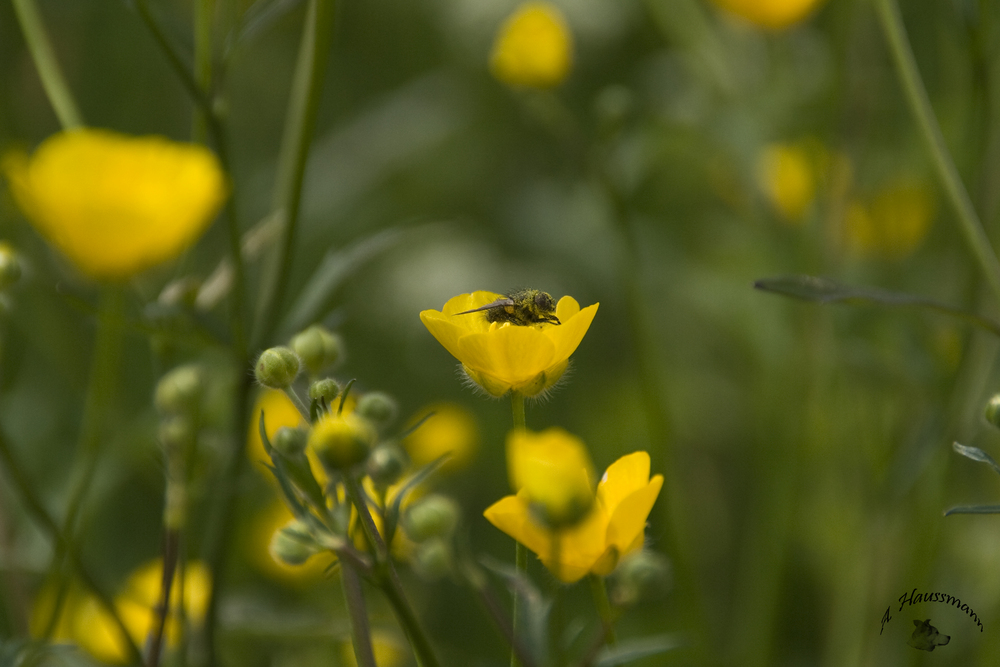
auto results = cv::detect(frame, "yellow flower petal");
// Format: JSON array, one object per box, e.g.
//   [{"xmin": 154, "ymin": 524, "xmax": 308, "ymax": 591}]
[
  {"xmin": 544, "ymin": 302, "xmax": 598, "ymax": 362},
  {"xmin": 711, "ymin": 0, "xmax": 825, "ymax": 30},
  {"xmin": 597, "ymin": 451, "xmax": 651, "ymax": 511},
  {"xmin": 3, "ymin": 129, "xmax": 227, "ymax": 280},
  {"xmin": 483, "ymin": 494, "xmax": 554, "ymax": 561},
  {"xmin": 490, "ymin": 2, "xmax": 574, "ymax": 89},
  {"xmin": 605, "ymin": 474, "xmax": 663, "ymax": 557},
  {"xmin": 457, "ymin": 325, "xmax": 557, "ymax": 386}
]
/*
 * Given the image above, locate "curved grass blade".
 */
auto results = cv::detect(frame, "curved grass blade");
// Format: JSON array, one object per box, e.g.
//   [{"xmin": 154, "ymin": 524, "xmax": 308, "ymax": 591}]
[
  {"xmin": 754, "ymin": 275, "xmax": 1000, "ymax": 337},
  {"xmin": 952, "ymin": 442, "xmax": 1000, "ymax": 476},
  {"xmin": 592, "ymin": 634, "xmax": 685, "ymax": 666},
  {"xmin": 944, "ymin": 505, "xmax": 1000, "ymax": 516}
]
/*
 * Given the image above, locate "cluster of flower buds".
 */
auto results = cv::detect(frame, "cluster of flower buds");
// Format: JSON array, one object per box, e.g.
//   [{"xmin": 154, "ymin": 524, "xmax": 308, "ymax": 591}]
[{"xmin": 255, "ymin": 326, "xmax": 459, "ymax": 577}]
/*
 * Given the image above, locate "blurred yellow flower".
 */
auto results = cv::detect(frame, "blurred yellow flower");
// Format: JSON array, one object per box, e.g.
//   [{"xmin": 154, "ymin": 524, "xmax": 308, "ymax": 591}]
[
  {"xmin": 420, "ymin": 291, "xmax": 598, "ymax": 398},
  {"xmin": 506, "ymin": 427, "xmax": 596, "ymax": 526},
  {"xmin": 490, "ymin": 2, "xmax": 573, "ymax": 89},
  {"xmin": 249, "ymin": 499, "xmax": 333, "ymax": 583},
  {"xmin": 341, "ymin": 628, "xmax": 409, "ymax": 667},
  {"xmin": 1, "ymin": 128, "xmax": 226, "ymax": 280},
  {"xmin": 710, "ymin": 0, "xmax": 826, "ymax": 30},
  {"xmin": 756, "ymin": 142, "xmax": 817, "ymax": 224},
  {"xmin": 403, "ymin": 402, "xmax": 480, "ymax": 471},
  {"xmin": 843, "ymin": 182, "xmax": 935, "ymax": 259},
  {"xmin": 36, "ymin": 559, "xmax": 211, "ymax": 664},
  {"xmin": 485, "ymin": 449, "xmax": 662, "ymax": 583}
]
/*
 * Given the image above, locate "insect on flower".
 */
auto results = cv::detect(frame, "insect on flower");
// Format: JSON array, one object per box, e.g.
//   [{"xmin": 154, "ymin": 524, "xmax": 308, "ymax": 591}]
[{"xmin": 455, "ymin": 289, "xmax": 560, "ymax": 326}]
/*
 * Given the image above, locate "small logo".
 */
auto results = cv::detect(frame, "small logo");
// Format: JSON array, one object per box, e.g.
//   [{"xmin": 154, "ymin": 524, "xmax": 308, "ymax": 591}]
[{"xmin": 906, "ymin": 619, "xmax": 950, "ymax": 652}]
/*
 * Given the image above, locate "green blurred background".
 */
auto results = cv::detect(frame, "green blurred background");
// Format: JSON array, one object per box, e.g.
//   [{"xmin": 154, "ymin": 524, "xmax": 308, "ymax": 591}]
[{"xmin": 3, "ymin": 0, "xmax": 1000, "ymax": 665}]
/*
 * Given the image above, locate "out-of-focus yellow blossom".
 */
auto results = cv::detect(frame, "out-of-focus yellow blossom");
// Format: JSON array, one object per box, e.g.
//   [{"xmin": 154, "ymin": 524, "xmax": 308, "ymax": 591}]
[
  {"xmin": 490, "ymin": 2, "xmax": 573, "ymax": 89},
  {"xmin": 485, "ymin": 449, "xmax": 662, "ymax": 583},
  {"xmin": 420, "ymin": 292, "xmax": 598, "ymax": 398},
  {"xmin": 2, "ymin": 129, "xmax": 227, "ymax": 280},
  {"xmin": 403, "ymin": 402, "xmax": 480, "ymax": 471},
  {"xmin": 249, "ymin": 499, "xmax": 333, "ymax": 583},
  {"xmin": 341, "ymin": 628, "xmax": 409, "ymax": 667},
  {"xmin": 48, "ymin": 559, "xmax": 210, "ymax": 664},
  {"xmin": 506, "ymin": 427, "xmax": 595, "ymax": 526},
  {"xmin": 843, "ymin": 182, "xmax": 935, "ymax": 259},
  {"xmin": 710, "ymin": 0, "xmax": 826, "ymax": 30},
  {"xmin": 30, "ymin": 581, "xmax": 82, "ymax": 642},
  {"xmin": 757, "ymin": 142, "xmax": 818, "ymax": 224}
]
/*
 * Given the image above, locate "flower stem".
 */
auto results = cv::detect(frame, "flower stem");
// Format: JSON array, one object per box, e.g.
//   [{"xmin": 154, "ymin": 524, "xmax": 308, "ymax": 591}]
[
  {"xmin": 254, "ymin": 0, "xmax": 336, "ymax": 347},
  {"xmin": 587, "ymin": 574, "xmax": 617, "ymax": 646},
  {"xmin": 874, "ymin": 0, "xmax": 1000, "ymax": 307},
  {"xmin": 192, "ymin": 0, "xmax": 215, "ymax": 142},
  {"xmin": 548, "ymin": 534, "xmax": 563, "ymax": 667},
  {"xmin": 343, "ymin": 474, "xmax": 441, "ymax": 667},
  {"xmin": 10, "ymin": 0, "xmax": 83, "ymax": 129},
  {"xmin": 340, "ymin": 563, "xmax": 377, "ymax": 667},
  {"xmin": 509, "ymin": 390, "xmax": 526, "ymax": 667}
]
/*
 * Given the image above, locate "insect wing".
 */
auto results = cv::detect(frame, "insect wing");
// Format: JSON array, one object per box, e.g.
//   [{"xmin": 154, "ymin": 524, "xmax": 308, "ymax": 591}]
[{"xmin": 454, "ymin": 298, "xmax": 515, "ymax": 315}]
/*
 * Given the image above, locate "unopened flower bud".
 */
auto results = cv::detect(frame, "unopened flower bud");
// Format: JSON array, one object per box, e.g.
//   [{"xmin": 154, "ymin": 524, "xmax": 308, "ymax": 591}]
[
  {"xmin": 985, "ymin": 394, "xmax": 1000, "ymax": 430},
  {"xmin": 159, "ymin": 415, "xmax": 195, "ymax": 450},
  {"xmin": 154, "ymin": 364, "xmax": 203, "ymax": 415},
  {"xmin": 290, "ymin": 325, "xmax": 343, "ymax": 376},
  {"xmin": 269, "ymin": 520, "xmax": 321, "ymax": 566},
  {"xmin": 309, "ymin": 378, "xmax": 340, "ymax": 403},
  {"xmin": 413, "ymin": 537, "xmax": 452, "ymax": 581},
  {"xmin": 610, "ymin": 550, "xmax": 671, "ymax": 607},
  {"xmin": 355, "ymin": 392, "xmax": 398, "ymax": 427},
  {"xmin": 404, "ymin": 494, "xmax": 460, "ymax": 542},
  {"xmin": 309, "ymin": 413, "xmax": 376, "ymax": 471},
  {"xmin": 272, "ymin": 426, "xmax": 308, "ymax": 458},
  {"xmin": 0, "ymin": 243, "xmax": 22, "ymax": 290},
  {"xmin": 366, "ymin": 442, "xmax": 409, "ymax": 488},
  {"xmin": 255, "ymin": 347, "xmax": 300, "ymax": 389}
]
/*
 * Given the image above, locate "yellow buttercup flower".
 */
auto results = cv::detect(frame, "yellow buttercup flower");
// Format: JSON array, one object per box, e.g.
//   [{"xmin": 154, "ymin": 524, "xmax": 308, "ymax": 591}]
[
  {"xmin": 65, "ymin": 559, "xmax": 211, "ymax": 664},
  {"xmin": 490, "ymin": 2, "xmax": 573, "ymax": 89},
  {"xmin": 843, "ymin": 182, "xmax": 935, "ymax": 259},
  {"xmin": 2, "ymin": 128, "xmax": 226, "ymax": 280},
  {"xmin": 507, "ymin": 427, "xmax": 595, "ymax": 526},
  {"xmin": 403, "ymin": 402, "xmax": 480, "ymax": 471},
  {"xmin": 757, "ymin": 142, "xmax": 817, "ymax": 224},
  {"xmin": 420, "ymin": 291, "xmax": 598, "ymax": 398},
  {"xmin": 710, "ymin": 0, "xmax": 826, "ymax": 30},
  {"xmin": 485, "ymin": 449, "xmax": 662, "ymax": 583}
]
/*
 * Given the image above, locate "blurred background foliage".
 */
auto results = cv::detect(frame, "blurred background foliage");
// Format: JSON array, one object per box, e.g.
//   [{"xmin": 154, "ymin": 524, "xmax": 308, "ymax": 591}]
[{"xmin": 3, "ymin": 0, "xmax": 1000, "ymax": 665}]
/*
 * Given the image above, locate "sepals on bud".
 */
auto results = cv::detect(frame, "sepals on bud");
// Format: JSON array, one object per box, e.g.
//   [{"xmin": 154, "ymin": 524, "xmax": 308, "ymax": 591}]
[
  {"xmin": 290, "ymin": 325, "xmax": 343, "ymax": 376},
  {"xmin": 366, "ymin": 442, "xmax": 409, "ymax": 488},
  {"xmin": 272, "ymin": 426, "xmax": 308, "ymax": 459},
  {"xmin": 255, "ymin": 347, "xmax": 301, "ymax": 389},
  {"xmin": 609, "ymin": 550, "xmax": 671, "ymax": 607},
  {"xmin": 270, "ymin": 519, "xmax": 322, "ymax": 566},
  {"xmin": 412, "ymin": 537, "xmax": 452, "ymax": 581},
  {"xmin": 154, "ymin": 364, "xmax": 204, "ymax": 416},
  {"xmin": 403, "ymin": 494, "xmax": 460, "ymax": 542},
  {"xmin": 356, "ymin": 391, "xmax": 398, "ymax": 428},
  {"xmin": 309, "ymin": 413, "xmax": 376, "ymax": 471},
  {"xmin": 309, "ymin": 378, "xmax": 340, "ymax": 403}
]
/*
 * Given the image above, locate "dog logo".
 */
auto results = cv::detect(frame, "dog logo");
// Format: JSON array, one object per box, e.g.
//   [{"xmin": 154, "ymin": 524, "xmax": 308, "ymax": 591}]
[{"xmin": 907, "ymin": 619, "xmax": 950, "ymax": 652}]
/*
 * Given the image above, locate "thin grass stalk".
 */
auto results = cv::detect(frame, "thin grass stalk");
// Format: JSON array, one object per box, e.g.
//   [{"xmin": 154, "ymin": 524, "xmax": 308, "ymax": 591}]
[{"xmin": 510, "ymin": 391, "xmax": 526, "ymax": 667}]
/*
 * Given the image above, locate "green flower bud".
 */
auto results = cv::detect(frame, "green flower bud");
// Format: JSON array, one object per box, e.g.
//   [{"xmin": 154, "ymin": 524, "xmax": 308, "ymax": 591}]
[
  {"xmin": 985, "ymin": 394, "xmax": 1000, "ymax": 430},
  {"xmin": 355, "ymin": 392, "xmax": 398, "ymax": 428},
  {"xmin": 290, "ymin": 325, "xmax": 343, "ymax": 376},
  {"xmin": 309, "ymin": 378, "xmax": 340, "ymax": 403},
  {"xmin": 366, "ymin": 442, "xmax": 410, "ymax": 488},
  {"xmin": 309, "ymin": 413, "xmax": 376, "ymax": 471},
  {"xmin": 0, "ymin": 243, "xmax": 22, "ymax": 290},
  {"xmin": 154, "ymin": 364, "xmax": 203, "ymax": 415},
  {"xmin": 403, "ymin": 494, "xmax": 460, "ymax": 542},
  {"xmin": 610, "ymin": 550, "xmax": 671, "ymax": 607},
  {"xmin": 269, "ymin": 519, "xmax": 321, "ymax": 566},
  {"xmin": 255, "ymin": 347, "xmax": 300, "ymax": 389},
  {"xmin": 413, "ymin": 537, "xmax": 452, "ymax": 581},
  {"xmin": 158, "ymin": 415, "xmax": 195, "ymax": 450},
  {"xmin": 272, "ymin": 426, "xmax": 308, "ymax": 458}
]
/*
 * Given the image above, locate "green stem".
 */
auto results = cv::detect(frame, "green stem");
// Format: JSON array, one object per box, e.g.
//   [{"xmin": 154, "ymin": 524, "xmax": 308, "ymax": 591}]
[
  {"xmin": 254, "ymin": 0, "xmax": 336, "ymax": 347},
  {"xmin": 192, "ymin": 0, "xmax": 215, "ymax": 142},
  {"xmin": 42, "ymin": 287, "xmax": 124, "ymax": 638},
  {"xmin": 587, "ymin": 574, "xmax": 617, "ymax": 646},
  {"xmin": 340, "ymin": 564, "xmax": 377, "ymax": 667},
  {"xmin": 549, "ymin": 533, "xmax": 563, "ymax": 667},
  {"xmin": 874, "ymin": 0, "xmax": 1000, "ymax": 307},
  {"xmin": 509, "ymin": 390, "xmax": 526, "ymax": 667},
  {"xmin": 147, "ymin": 528, "xmax": 180, "ymax": 667},
  {"xmin": 10, "ymin": 0, "xmax": 83, "ymax": 129},
  {"xmin": 0, "ymin": 427, "xmax": 142, "ymax": 663}
]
